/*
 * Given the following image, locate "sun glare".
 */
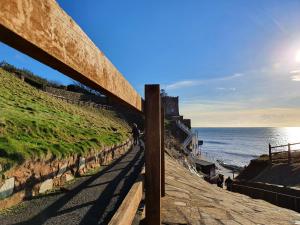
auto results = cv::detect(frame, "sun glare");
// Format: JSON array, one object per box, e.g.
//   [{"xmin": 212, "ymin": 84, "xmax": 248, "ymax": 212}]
[{"xmin": 295, "ymin": 50, "xmax": 300, "ymax": 62}]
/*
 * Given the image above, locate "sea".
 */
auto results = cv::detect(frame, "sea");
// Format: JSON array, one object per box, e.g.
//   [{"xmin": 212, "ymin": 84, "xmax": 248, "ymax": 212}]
[{"xmin": 193, "ymin": 127, "xmax": 300, "ymax": 168}]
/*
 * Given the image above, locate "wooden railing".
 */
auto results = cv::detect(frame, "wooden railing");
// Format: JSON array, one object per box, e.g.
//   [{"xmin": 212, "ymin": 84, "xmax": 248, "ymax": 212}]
[
  {"xmin": 0, "ymin": 2, "xmax": 165, "ymax": 224},
  {"xmin": 0, "ymin": 0, "xmax": 142, "ymax": 111},
  {"xmin": 108, "ymin": 168, "xmax": 145, "ymax": 225},
  {"xmin": 269, "ymin": 142, "xmax": 300, "ymax": 163}
]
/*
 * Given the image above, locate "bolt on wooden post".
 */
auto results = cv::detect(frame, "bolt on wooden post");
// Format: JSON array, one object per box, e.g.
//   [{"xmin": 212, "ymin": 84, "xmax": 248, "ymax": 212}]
[{"xmin": 145, "ymin": 84, "xmax": 161, "ymax": 225}]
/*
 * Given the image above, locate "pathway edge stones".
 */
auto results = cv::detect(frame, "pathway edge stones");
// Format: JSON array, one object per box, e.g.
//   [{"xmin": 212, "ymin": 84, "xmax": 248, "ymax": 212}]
[
  {"xmin": 0, "ymin": 177, "xmax": 14, "ymax": 199},
  {"xmin": 0, "ymin": 139, "xmax": 133, "ymax": 209}
]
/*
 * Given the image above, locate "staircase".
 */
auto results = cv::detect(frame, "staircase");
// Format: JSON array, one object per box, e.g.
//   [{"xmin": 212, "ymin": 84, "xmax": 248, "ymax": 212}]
[{"xmin": 176, "ymin": 120, "xmax": 198, "ymax": 155}]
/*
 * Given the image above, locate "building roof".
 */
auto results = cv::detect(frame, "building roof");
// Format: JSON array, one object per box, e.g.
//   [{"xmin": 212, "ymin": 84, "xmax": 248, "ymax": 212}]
[{"xmin": 194, "ymin": 158, "xmax": 215, "ymax": 167}]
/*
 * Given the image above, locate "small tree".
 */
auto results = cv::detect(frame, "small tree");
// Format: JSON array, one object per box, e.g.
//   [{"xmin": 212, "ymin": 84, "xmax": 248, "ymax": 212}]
[
  {"xmin": 69, "ymin": 81, "xmax": 105, "ymax": 97},
  {"xmin": 160, "ymin": 89, "xmax": 167, "ymax": 97},
  {"xmin": 0, "ymin": 61, "xmax": 17, "ymax": 73}
]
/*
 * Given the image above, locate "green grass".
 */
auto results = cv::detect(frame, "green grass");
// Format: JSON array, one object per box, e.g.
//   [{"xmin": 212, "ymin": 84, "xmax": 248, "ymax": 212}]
[{"xmin": 0, "ymin": 69, "xmax": 131, "ymax": 170}]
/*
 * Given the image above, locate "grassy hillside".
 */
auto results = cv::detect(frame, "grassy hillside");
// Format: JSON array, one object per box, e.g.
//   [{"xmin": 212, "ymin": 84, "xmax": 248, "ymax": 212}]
[{"xmin": 0, "ymin": 69, "xmax": 131, "ymax": 169}]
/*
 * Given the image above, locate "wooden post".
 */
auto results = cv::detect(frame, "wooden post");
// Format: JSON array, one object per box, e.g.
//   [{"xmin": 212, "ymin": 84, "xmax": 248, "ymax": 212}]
[
  {"xmin": 269, "ymin": 143, "xmax": 272, "ymax": 163},
  {"xmin": 145, "ymin": 85, "xmax": 161, "ymax": 225},
  {"xmin": 161, "ymin": 105, "xmax": 165, "ymax": 197},
  {"xmin": 288, "ymin": 143, "xmax": 291, "ymax": 164}
]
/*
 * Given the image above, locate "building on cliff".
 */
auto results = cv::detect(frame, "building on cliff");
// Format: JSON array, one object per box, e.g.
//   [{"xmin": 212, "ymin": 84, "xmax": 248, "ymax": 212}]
[
  {"xmin": 161, "ymin": 94, "xmax": 191, "ymax": 129},
  {"xmin": 161, "ymin": 92, "xmax": 199, "ymax": 156},
  {"xmin": 161, "ymin": 96, "xmax": 179, "ymax": 117}
]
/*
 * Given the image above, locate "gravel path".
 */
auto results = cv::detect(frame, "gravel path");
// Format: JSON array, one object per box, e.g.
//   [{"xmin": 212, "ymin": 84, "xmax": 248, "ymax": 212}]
[{"xmin": 0, "ymin": 145, "xmax": 144, "ymax": 225}]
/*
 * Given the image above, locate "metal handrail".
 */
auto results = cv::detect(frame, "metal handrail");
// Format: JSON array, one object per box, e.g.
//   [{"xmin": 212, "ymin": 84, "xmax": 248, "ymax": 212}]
[{"xmin": 176, "ymin": 121, "xmax": 191, "ymax": 135}]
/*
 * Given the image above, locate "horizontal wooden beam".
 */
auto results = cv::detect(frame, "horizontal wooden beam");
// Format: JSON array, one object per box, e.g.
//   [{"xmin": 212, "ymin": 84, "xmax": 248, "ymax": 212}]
[
  {"xmin": 108, "ymin": 168, "xmax": 145, "ymax": 225},
  {"xmin": 0, "ymin": 0, "xmax": 142, "ymax": 111}
]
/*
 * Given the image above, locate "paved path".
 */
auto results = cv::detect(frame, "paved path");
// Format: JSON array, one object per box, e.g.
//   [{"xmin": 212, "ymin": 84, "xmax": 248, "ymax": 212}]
[
  {"xmin": 162, "ymin": 155, "xmax": 300, "ymax": 225},
  {"xmin": 0, "ymin": 145, "xmax": 144, "ymax": 225}
]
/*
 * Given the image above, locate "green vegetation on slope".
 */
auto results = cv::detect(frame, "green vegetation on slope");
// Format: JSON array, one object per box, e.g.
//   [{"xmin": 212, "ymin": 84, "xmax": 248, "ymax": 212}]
[{"xmin": 0, "ymin": 69, "xmax": 131, "ymax": 169}]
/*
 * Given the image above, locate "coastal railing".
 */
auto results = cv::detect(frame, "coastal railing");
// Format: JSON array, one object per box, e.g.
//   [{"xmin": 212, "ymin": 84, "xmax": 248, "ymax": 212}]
[
  {"xmin": 231, "ymin": 182, "xmax": 300, "ymax": 212},
  {"xmin": 269, "ymin": 142, "xmax": 300, "ymax": 163}
]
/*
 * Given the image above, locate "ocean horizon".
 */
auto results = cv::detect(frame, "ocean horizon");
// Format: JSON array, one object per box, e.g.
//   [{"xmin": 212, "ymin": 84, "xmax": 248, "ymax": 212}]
[{"xmin": 192, "ymin": 127, "xmax": 300, "ymax": 167}]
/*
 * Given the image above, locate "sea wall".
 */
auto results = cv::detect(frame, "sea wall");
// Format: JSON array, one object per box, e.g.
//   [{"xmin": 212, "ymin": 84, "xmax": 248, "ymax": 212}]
[{"xmin": 0, "ymin": 139, "xmax": 132, "ymax": 209}]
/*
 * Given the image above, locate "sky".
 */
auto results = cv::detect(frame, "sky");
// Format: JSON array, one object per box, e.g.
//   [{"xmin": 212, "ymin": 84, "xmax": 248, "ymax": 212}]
[{"xmin": 1, "ymin": 0, "xmax": 300, "ymax": 127}]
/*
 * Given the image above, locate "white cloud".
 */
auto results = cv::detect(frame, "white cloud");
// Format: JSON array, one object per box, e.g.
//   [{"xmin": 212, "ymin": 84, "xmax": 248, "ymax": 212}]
[
  {"xmin": 289, "ymin": 70, "xmax": 300, "ymax": 74},
  {"xmin": 290, "ymin": 70, "xmax": 300, "ymax": 81},
  {"xmin": 230, "ymin": 73, "xmax": 244, "ymax": 78},
  {"xmin": 166, "ymin": 63, "xmax": 300, "ymax": 127},
  {"xmin": 164, "ymin": 80, "xmax": 202, "ymax": 90},
  {"xmin": 181, "ymin": 106, "xmax": 300, "ymax": 127},
  {"xmin": 211, "ymin": 73, "xmax": 244, "ymax": 81},
  {"xmin": 291, "ymin": 75, "xmax": 300, "ymax": 81},
  {"xmin": 216, "ymin": 87, "xmax": 236, "ymax": 91},
  {"xmin": 164, "ymin": 73, "xmax": 244, "ymax": 90}
]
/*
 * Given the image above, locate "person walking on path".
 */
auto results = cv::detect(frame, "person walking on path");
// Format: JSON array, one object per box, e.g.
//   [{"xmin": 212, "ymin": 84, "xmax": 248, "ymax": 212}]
[
  {"xmin": 132, "ymin": 123, "xmax": 140, "ymax": 146},
  {"xmin": 217, "ymin": 174, "xmax": 224, "ymax": 188},
  {"xmin": 225, "ymin": 176, "xmax": 233, "ymax": 191}
]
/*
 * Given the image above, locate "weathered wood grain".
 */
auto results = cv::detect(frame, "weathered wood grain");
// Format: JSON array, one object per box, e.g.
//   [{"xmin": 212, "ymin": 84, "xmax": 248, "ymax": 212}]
[
  {"xmin": 0, "ymin": 0, "xmax": 142, "ymax": 111},
  {"xmin": 108, "ymin": 170, "xmax": 145, "ymax": 225},
  {"xmin": 145, "ymin": 84, "xmax": 161, "ymax": 225}
]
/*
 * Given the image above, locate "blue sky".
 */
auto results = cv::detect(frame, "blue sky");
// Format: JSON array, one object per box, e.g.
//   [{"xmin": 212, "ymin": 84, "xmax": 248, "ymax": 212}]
[{"xmin": 1, "ymin": 0, "xmax": 300, "ymax": 127}]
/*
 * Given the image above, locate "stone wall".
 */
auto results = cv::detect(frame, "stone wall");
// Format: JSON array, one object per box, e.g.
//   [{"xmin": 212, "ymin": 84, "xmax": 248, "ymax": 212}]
[
  {"xmin": 0, "ymin": 139, "xmax": 133, "ymax": 209},
  {"xmin": 231, "ymin": 180, "xmax": 300, "ymax": 212}
]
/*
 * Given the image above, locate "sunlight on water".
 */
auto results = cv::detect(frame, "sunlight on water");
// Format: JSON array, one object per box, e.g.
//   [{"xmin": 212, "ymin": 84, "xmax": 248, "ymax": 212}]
[
  {"xmin": 277, "ymin": 127, "xmax": 300, "ymax": 144},
  {"xmin": 195, "ymin": 127, "xmax": 300, "ymax": 167}
]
